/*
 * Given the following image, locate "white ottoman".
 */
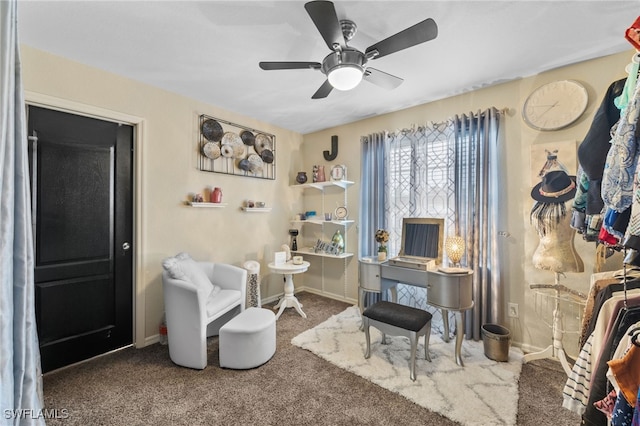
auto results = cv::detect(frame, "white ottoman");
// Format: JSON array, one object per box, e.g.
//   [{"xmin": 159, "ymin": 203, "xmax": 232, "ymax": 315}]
[{"xmin": 219, "ymin": 307, "xmax": 276, "ymax": 369}]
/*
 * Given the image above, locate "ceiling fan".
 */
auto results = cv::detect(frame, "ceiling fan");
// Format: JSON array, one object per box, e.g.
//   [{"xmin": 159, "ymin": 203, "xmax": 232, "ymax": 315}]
[{"xmin": 259, "ymin": 0, "xmax": 438, "ymax": 99}]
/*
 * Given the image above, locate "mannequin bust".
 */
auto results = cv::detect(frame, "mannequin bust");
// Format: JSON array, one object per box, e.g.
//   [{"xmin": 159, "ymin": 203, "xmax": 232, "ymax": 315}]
[{"xmin": 530, "ymin": 202, "xmax": 584, "ymax": 273}]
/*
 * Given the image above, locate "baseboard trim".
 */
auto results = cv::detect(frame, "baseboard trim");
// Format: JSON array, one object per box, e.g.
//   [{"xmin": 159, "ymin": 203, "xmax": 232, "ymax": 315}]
[{"xmin": 43, "ymin": 344, "xmax": 134, "ymax": 376}]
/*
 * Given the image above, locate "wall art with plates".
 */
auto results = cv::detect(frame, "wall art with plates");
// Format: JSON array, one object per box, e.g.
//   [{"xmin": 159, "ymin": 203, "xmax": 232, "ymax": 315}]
[{"xmin": 197, "ymin": 113, "xmax": 275, "ymax": 180}]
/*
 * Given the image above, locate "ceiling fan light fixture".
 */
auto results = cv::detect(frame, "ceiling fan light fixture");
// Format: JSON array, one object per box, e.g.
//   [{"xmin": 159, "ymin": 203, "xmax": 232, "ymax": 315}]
[{"xmin": 328, "ymin": 64, "xmax": 363, "ymax": 91}]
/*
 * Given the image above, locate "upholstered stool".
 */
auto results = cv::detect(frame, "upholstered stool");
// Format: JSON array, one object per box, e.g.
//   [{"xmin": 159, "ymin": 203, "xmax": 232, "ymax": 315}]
[
  {"xmin": 362, "ymin": 301, "xmax": 432, "ymax": 381},
  {"xmin": 219, "ymin": 307, "xmax": 276, "ymax": 369}
]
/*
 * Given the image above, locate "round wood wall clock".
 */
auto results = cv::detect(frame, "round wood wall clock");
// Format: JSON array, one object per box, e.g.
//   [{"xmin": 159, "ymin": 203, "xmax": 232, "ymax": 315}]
[{"xmin": 522, "ymin": 80, "xmax": 588, "ymax": 131}]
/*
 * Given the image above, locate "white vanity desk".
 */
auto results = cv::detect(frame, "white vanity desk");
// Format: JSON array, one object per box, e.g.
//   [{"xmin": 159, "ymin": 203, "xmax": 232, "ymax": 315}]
[{"xmin": 358, "ymin": 256, "xmax": 474, "ymax": 366}]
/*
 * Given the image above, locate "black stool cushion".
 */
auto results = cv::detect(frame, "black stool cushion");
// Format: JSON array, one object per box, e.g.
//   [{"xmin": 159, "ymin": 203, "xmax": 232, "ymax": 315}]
[{"xmin": 363, "ymin": 301, "xmax": 432, "ymax": 332}]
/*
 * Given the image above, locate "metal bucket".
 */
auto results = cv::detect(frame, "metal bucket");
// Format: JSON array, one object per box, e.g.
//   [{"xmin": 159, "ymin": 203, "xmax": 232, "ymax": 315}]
[{"xmin": 481, "ymin": 323, "xmax": 511, "ymax": 362}]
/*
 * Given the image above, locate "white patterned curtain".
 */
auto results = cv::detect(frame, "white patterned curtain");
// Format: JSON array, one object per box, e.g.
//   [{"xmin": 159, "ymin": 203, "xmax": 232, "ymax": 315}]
[
  {"xmin": 384, "ymin": 122, "xmax": 456, "ymax": 334},
  {"xmin": 1, "ymin": 0, "xmax": 46, "ymax": 423}
]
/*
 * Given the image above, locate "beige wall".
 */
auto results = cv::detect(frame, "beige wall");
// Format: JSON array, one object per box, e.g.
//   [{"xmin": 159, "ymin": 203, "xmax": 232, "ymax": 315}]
[
  {"xmin": 21, "ymin": 45, "xmax": 306, "ymax": 347},
  {"xmin": 303, "ymin": 49, "xmax": 635, "ymax": 357},
  {"xmin": 21, "ymin": 44, "xmax": 636, "ymax": 356}
]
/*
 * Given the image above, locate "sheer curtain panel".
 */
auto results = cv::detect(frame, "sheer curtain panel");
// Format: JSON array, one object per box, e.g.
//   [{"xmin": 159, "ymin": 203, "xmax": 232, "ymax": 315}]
[
  {"xmin": 453, "ymin": 109, "xmax": 504, "ymax": 340},
  {"xmin": 1, "ymin": 0, "xmax": 46, "ymax": 423},
  {"xmin": 359, "ymin": 132, "xmax": 388, "ymax": 257}
]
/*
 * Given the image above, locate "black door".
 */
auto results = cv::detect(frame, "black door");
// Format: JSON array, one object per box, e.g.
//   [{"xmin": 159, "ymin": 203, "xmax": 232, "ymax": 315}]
[{"xmin": 28, "ymin": 106, "xmax": 134, "ymax": 373}]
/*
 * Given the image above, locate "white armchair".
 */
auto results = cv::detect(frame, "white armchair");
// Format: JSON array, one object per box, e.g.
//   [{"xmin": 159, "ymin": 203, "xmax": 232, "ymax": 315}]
[{"xmin": 162, "ymin": 253, "xmax": 247, "ymax": 369}]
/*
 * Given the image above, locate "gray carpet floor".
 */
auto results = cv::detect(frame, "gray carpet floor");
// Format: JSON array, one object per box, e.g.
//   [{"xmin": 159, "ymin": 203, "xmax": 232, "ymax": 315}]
[{"xmin": 42, "ymin": 292, "xmax": 580, "ymax": 425}]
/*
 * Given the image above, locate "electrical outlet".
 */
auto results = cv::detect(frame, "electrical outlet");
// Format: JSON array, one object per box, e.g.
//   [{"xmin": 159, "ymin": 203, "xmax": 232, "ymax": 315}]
[{"xmin": 508, "ymin": 303, "xmax": 519, "ymax": 318}]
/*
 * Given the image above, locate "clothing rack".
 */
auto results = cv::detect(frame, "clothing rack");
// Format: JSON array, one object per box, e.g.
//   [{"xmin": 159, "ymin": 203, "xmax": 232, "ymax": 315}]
[{"xmin": 524, "ymin": 272, "xmax": 587, "ymax": 376}]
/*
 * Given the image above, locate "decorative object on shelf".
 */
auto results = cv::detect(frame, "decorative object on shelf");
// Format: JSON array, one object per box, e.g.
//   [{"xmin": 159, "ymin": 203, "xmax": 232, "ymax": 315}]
[
  {"xmin": 314, "ymin": 239, "xmax": 343, "ymax": 256},
  {"xmin": 211, "ymin": 187, "xmax": 222, "ymax": 203},
  {"xmin": 316, "ymin": 165, "xmax": 326, "ymax": 182},
  {"xmin": 522, "ymin": 80, "xmax": 588, "ymax": 131},
  {"xmin": 334, "ymin": 205, "xmax": 348, "ymax": 220},
  {"xmin": 330, "ymin": 164, "xmax": 346, "ymax": 181},
  {"xmin": 323, "ymin": 135, "xmax": 338, "ymax": 161},
  {"xmin": 198, "ymin": 114, "xmax": 275, "ymax": 180},
  {"xmin": 324, "ymin": 212, "xmax": 332, "ymax": 221},
  {"xmin": 289, "ymin": 229, "xmax": 299, "ymax": 251},
  {"xmin": 312, "ymin": 165, "xmax": 319, "ymax": 182},
  {"xmin": 375, "ymin": 229, "xmax": 389, "ymax": 261},
  {"xmin": 331, "ymin": 230, "xmax": 345, "ymax": 254},
  {"xmin": 445, "ymin": 235, "xmax": 465, "ymax": 267},
  {"xmin": 255, "ymin": 201, "xmax": 265, "ymax": 208},
  {"xmin": 296, "ymin": 171, "xmax": 308, "ymax": 184},
  {"xmin": 292, "ymin": 256, "xmax": 304, "ymax": 265},
  {"xmin": 192, "ymin": 193, "xmax": 204, "ymax": 203},
  {"xmin": 245, "ymin": 200, "xmax": 255, "ymax": 208}
]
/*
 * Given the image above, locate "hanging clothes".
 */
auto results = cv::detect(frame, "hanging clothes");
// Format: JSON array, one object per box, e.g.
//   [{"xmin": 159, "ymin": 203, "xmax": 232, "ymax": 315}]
[
  {"xmin": 609, "ymin": 340, "xmax": 640, "ymax": 408},
  {"xmin": 578, "ymin": 78, "xmax": 626, "ymax": 215},
  {"xmin": 564, "ymin": 290, "xmax": 640, "ymax": 414},
  {"xmin": 584, "ymin": 306, "xmax": 640, "ymax": 425},
  {"xmin": 602, "ymin": 74, "xmax": 640, "ymax": 217},
  {"xmin": 584, "ymin": 280, "xmax": 640, "ymax": 343}
]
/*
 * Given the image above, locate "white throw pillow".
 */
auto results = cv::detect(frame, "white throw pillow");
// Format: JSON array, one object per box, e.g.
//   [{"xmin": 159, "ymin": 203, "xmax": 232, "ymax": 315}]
[{"xmin": 162, "ymin": 252, "xmax": 221, "ymax": 300}]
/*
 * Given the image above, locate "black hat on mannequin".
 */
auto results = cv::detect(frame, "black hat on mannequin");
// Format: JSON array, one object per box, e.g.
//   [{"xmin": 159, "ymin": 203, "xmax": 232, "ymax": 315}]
[{"xmin": 531, "ymin": 170, "xmax": 577, "ymax": 203}]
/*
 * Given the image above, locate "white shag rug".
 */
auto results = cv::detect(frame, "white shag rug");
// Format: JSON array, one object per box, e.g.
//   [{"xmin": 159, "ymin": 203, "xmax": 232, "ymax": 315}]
[{"xmin": 292, "ymin": 306, "xmax": 523, "ymax": 426}]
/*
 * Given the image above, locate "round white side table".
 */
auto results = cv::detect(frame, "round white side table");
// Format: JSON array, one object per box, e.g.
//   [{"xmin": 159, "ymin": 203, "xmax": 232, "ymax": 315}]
[{"xmin": 267, "ymin": 260, "xmax": 310, "ymax": 320}]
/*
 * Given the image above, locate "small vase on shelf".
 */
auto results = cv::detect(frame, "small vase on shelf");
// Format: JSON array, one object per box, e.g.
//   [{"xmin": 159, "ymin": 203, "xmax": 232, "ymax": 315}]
[
  {"xmin": 331, "ymin": 229, "xmax": 344, "ymax": 254},
  {"xmin": 296, "ymin": 171, "xmax": 308, "ymax": 184},
  {"xmin": 378, "ymin": 251, "xmax": 387, "ymax": 261},
  {"xmin": 211, "ymin": 187, "xmax": 222, "ymax": 203}
]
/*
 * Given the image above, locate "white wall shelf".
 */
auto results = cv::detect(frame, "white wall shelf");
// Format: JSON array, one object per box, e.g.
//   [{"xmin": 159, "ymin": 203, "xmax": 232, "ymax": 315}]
[
  {"xmin": 241, "ymin": 207, "xmax": 272, "ymax": 212},
  {"xmin": 290, "ymin": 176, "xmax": 355, "ymax": 301},
  {"xmin": 188, "ymin": 202, "xmax": 228, "ymax": 208},
  {"xmin": 291, "ymin": 219, "xmax": 354, "ymax": 226},
  {"xmin": 293, "ymin": 248, "xmax": 354, "ymax": 259},
  {"xmin": 293, "ymin": 180, "xmax": 354, "ymax": 191}
]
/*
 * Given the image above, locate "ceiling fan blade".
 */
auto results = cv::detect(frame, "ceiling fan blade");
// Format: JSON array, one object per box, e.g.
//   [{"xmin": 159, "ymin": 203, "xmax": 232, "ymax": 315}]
[
  {"xmin": 312, "ymin": 80, "xmax": 333, "ymax": 99},
  {"xmin": 259, "ymin": 61, "xmax": 321, "ymax": 70},
  {"xmin": 363, "ymin": 68, "xmax": 404, "ymax": 90},
  {"xmin": 304, "ymin": 1, "xmax": 345, "ymax": 51},
  {"xmin": 365, "ymin": 18, "xmax": 438, "ymax": 60}
]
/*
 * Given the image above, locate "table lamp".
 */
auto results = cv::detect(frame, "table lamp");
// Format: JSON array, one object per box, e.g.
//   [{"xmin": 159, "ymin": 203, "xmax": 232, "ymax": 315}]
[{"xmin": 445, "ymin": 235, "xmax": 465, "ymax": 267}]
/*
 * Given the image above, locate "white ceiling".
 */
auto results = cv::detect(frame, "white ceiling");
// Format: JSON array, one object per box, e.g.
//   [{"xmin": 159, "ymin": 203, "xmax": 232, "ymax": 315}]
[{"xmin": 16, "ymin": 1, "xmax": 640, "ymax": 134}]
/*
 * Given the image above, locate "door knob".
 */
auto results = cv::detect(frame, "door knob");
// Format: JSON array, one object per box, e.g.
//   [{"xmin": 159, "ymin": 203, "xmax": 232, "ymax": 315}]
[{"xmin": 122, "ymin": 242, "xmax": 131, "ymax": 251}]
